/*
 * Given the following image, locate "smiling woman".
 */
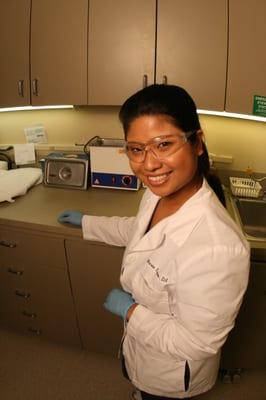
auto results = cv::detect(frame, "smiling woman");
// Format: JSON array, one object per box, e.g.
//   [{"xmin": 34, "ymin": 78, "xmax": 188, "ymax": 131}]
[
  {"xmin": 120, "ymin": 84, "xmax": 223, "ymax": 209},
  {"xmin": 57, "ymin": 84, "xmax": 250, "ymax": 400},
  {"xmin": 123, "ymin": 114, "xmax": 203, "ymax": 213}
]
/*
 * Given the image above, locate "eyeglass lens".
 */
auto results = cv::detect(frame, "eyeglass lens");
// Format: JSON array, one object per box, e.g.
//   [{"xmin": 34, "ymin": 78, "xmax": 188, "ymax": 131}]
[{"xmin": 125, "ymin": 134, "xmax": 188, "ymax": 162}]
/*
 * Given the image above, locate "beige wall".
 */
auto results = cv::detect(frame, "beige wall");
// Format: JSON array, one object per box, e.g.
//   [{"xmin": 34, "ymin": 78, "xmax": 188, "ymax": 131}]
[
  {"xmin": 0, "ymin": 106, "xmax": 265, "ymax": 173},
  {"xmin": 200, "ymin": 115, "xmax": 266, "ymax": 173}
]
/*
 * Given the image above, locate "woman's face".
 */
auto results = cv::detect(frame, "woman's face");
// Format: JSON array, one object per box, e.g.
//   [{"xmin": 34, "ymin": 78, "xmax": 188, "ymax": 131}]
[{"xmin": 126, "ymin": 114, "xmax": 204, "ymax": 200}]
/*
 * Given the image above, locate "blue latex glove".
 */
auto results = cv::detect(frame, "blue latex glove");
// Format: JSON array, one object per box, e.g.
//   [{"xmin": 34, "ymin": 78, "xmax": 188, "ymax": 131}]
[
  {"xmin": 103, "ymin": 288, "xmax": 135, "ymax": 320},
  {"xmin": 57, "ymin": 210, "xmax": 83, "ymax": 226}
]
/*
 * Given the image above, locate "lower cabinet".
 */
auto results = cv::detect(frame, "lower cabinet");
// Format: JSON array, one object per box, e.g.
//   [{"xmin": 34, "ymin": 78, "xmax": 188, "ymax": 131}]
[
  {"xmin": 0, "ymin": 225, "xmax": 125, "ymax": 354},
  {"xmin": 0, "ymin": 227, "xmax": 80, "ymax": 347},
  {"xmin": 1, "ymin": 222, "xmax": 265, "ymax": 365},
  {"xmin": 221, "ymin": 260, "xmax": 266, "ymax": 369},
  {"xmin": 65, "ymin": 238, "xmax": 124, "ymax": 355}
]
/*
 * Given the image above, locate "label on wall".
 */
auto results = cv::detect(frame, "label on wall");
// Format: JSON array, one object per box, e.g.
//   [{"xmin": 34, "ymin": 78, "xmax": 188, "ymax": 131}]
[{"xmin": 253, "ymin": 95, "xmax": 266, "ymax": 117}]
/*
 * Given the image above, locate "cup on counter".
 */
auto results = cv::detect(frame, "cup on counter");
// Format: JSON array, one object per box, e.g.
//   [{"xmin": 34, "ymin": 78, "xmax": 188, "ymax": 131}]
[{"xmin": 0, "ymin": 160, "xmax": 8, "ymax": 170}]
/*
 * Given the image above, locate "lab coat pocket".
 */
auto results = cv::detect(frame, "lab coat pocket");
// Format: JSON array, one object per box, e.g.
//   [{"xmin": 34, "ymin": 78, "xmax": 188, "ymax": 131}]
[
  {"xmin": 137, "ymin": 256, "xmax": 177, "ymax": 315},
  {"xmin": 135, "ymin": 344, "xmax": 188, "ymax": 395},
  {"xmin": 165, "ymin": 280, "xmax": 178, "ymax": 317},
  {"xmin": 132, "ymin": 270, "xmax": 169, "ymax": 314}
]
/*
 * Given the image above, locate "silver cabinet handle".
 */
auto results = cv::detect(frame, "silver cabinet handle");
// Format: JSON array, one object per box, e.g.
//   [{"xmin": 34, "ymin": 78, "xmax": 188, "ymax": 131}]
[
  {"xmin": 162, "ymin": 75, "xmax": 168, "ymax": 85},
  {"xmin": 22, "ymin": 310, "xmax": 37, "ymax": 319},
  {"xmin": 143, "ymin": 74, "xmax": 148, "ymax": 88},
  {"xmin": 32, "ymin": 79, "xmax": 39, "ymax": 96},
  {"xmin": 15, "ymin": 290, "xmax": 30, "ymax": 300},
  {"xmin": 28, "ymin": 327, "xmax": 42, "ymax": 336},
  {"xmin": 0, "ymin": 239, "xmax": 17, "ymax": 248},
  {"xmin": 8, "ymin": 267, "xmax": 24, "ymax": 276},
  {"xmin": 18, "ymin": 80, "xmax": 24, "ymax": 97}
]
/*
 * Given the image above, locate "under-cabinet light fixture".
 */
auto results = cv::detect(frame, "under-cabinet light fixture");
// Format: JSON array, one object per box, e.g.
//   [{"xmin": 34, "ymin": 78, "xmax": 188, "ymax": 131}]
[
  {"xmin": 197, "ymin": 109, "xmax": 266, "ymax": 122},
  {"xmin": 0, "ymin": 105, "xmax": 74, "ymax": 112},
  {"xmin": 0, "ymin": 105, "xmax": 265, "ymax": 122}
]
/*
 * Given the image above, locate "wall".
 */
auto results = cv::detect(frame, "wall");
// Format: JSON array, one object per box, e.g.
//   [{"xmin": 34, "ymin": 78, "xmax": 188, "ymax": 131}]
[{"xmin": 0, "ymin": 106, "xmax": 265, "ymax": 173}]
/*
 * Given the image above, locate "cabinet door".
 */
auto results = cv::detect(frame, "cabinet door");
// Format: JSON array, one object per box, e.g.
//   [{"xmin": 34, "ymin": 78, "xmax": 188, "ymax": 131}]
[
  {"xmin": 221, "ymin": 261, "xmax": 266, "ymax": 369},
  {"xmin": 0, "ymin": 0, "xmax": 31, "ymax": 107},
  {"xmin": 88, "ymin": 0, "xmax": 156, "ymax": 105},
  {"xmin": 66, "ymin": 239, "xmax": 124, "ymax": 355},
  {"xmin": 156, "ymin": 0, "xmax": 227, "ymax": 110},
  {"xmin": 30, "ymin": 0, "xmax": 88, "ymax": 105},
  {"xmin": 226, "ymin": 0, "xmax": 266, "ymax": 115}
]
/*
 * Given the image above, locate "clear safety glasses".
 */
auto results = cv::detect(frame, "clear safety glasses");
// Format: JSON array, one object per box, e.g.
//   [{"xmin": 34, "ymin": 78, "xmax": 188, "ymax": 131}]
[{"xmin": 124, "ymin": 131, "xmax": 196, "ymax": 163}]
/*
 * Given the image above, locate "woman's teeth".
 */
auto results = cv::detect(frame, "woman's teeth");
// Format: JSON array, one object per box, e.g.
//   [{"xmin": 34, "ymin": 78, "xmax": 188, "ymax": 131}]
[{"xmin": 148, "ymin": 174, "xmax": 169, "ymax": 184}]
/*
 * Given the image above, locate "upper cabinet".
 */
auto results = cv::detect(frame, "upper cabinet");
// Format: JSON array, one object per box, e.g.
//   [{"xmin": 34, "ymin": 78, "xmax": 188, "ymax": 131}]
[
  {"xmin": 225, "ymin": 0, "xmax": 266, "ymax": 115},
  {"xmin": 30, "ymin": 0, "xmax": 88, "ymax": 106},
  {"xmin": 1, "ymin": 1, "xmax": 265, "ymax": 115},
  {"xmin": 87, "ymin": 0, "xmax": 227, "ymax": 110},
  {"xmin": 87, "ymin": 0, "xmax": 156, "ymax": 105},
  {"xmin": 0, "ymin": 0, "xmax": 31, "ymax": 107},
  {"xmin": 156, "ymin": 0, "xmax": 227, "ymax": 111},
  {"xmin": 0, "ymin": 0, "xmax": 88, "ymax": 107}
]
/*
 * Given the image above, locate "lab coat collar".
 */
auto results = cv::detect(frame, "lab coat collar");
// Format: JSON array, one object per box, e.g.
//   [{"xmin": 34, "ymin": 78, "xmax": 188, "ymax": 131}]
[
  {"xmin": 127, "ymin": 180, "xmax": 210, "ymax": 253},
  {"xmin": 128, "ymin": 192, "xmax": 162, "ymax": 252}
]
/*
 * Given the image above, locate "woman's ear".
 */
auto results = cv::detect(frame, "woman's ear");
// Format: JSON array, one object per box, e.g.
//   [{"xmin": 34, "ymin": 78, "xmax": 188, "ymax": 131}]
[{"xmin": 195, "ymin": 130, "xmax": 204, "ymax": 156}]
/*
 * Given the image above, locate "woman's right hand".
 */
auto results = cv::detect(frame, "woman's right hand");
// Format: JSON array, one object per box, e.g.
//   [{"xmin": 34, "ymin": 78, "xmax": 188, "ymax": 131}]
[{"xmin": 57, "ymin": 210, "xmax": 83, "ymax": 226}]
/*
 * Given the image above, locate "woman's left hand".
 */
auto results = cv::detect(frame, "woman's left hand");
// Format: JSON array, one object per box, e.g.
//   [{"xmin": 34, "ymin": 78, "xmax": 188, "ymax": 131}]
[{"xmin": 103, "ymin": 288, "xmax": 136, "ymax": 320}]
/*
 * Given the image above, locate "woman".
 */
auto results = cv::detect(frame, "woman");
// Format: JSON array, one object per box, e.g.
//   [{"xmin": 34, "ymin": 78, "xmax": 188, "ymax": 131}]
[{"xmin": 58, "ymin": 84, "xmax": 250, "ymax": 399}]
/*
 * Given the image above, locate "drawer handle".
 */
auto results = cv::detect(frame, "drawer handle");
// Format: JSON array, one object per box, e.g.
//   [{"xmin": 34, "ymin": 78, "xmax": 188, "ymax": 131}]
[
  {"xmin": 15, "ymin": 290, "xmax": 30, "ymax": 300},
  {"xmin": 8, "ymin": 267, "xmax": 24, "ymax": 276},
  {"xmin": 28, "ymin": 327, "xmax": 42, "ymax": 336},
  {"xmin": 22, "ymin": 310, "xmax": 37, "ymax": 319},
  {"xmin": 0, "ymin": 239, "xmax": 17, "ymax": 248}
]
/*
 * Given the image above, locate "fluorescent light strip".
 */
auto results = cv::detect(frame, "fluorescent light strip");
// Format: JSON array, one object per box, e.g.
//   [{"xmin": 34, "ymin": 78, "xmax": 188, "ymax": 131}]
[
  {"xmin": 0, "ymin": 105, "xmax": 73, "ymax": 112},
  {"xmin": 0, "ymin": 105, "xmax": 265, "ymax": 122},
  {"xmin": 197, "ymin": 109, "xmax": 266, "ymax": 122}
]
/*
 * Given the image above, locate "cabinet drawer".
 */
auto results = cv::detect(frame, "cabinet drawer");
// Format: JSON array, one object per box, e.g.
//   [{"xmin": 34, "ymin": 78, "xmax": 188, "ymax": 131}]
[
  {"xmin": 0, "ymin": 227, "xmax": 66, "ymax": 269},
  {"xmin": 0, "ymin": 264, "xmax": 81, "ymax": 347},
  {"xmin": 0, "ymin": 307, "xmax": 80, "ymax": 347}
]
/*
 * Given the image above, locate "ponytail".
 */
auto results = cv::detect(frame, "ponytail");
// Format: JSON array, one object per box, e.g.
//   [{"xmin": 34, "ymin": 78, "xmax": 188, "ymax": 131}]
[{"xmin": 198, "ymin": 142, "xmax": 226, "ymax": 207}]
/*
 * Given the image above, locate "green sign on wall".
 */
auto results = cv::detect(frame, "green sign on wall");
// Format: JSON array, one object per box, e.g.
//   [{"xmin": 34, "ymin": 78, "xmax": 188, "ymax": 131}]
[{"xmin": 253, "ymin": 95, "xmax": 266, "ymax": 117}]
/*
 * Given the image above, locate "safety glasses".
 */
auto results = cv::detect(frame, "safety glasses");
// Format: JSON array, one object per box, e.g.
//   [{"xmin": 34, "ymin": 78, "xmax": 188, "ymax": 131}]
[{"xmin": 124, "ymin": 131, "xmax": 196, "ymax": 163}]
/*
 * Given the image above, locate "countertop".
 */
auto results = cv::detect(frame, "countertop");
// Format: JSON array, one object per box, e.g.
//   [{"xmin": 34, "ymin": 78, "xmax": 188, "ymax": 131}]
[
  {"xmin": 0, "ymin": 182, "xmax": 265, "ymax": 251},
  {"xmin": 0, "ymin": 183, "xmax": 144, "ymax": 238}
]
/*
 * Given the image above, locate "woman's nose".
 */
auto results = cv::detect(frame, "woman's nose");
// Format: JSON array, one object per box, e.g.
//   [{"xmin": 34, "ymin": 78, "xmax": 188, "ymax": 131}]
[{"xmin": 143, "ymin": 149, "xmax": 162, "ymax": 170}]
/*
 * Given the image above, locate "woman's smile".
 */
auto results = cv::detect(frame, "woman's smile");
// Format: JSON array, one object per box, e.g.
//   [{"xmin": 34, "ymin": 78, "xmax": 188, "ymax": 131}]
[{"xmin": 146, "ymin": 172, "xmax": 172, "ymax": 186}]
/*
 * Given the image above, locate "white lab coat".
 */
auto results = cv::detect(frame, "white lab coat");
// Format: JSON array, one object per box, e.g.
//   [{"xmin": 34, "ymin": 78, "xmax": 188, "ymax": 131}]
[{"xmin": 82, "ymin": 179, "xmax": 250, "ymax": 398}]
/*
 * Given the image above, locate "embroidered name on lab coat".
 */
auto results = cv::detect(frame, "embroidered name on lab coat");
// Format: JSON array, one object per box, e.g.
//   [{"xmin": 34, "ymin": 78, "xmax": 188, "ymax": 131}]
[{"xmin": 147, "ymin": 258, "xmax": 168, "ymax": 283}]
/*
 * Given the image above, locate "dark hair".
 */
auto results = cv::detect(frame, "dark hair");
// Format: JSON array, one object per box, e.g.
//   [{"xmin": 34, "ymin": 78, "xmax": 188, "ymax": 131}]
[
  {"xmin": 119, "ymin": 84, "xmax": 201, "ymax": 134},
  {"xmin": 119, "ymin": 84, "xmax": 225, "ymax": 207}
]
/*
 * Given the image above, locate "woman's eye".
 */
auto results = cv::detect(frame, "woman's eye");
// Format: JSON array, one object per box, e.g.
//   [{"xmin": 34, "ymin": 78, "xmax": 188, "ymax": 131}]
[
  {"xmin": 128, "ymin": 146, "xmax": 143, "ymax": 154},
  {"xmin": 157, "ymin": 140, "xmax": 173, "ymax": 151}
]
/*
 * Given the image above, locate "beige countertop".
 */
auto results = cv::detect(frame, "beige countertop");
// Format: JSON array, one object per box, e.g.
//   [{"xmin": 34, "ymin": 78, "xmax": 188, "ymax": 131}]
[
  {"xmin": 0, "ymin": 182, "xmax": 265, "ymax": 251},
  {"xmin": 0, "ymin": 183, "xmax": 144, "ymax": 238}
]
